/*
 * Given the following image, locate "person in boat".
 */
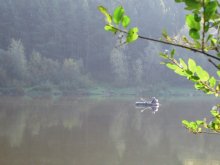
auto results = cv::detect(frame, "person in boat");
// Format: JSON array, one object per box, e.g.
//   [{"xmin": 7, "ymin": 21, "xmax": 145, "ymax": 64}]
[{"xmin": 151, "ymin": 97, "xmax": 159, "ymax": 105}]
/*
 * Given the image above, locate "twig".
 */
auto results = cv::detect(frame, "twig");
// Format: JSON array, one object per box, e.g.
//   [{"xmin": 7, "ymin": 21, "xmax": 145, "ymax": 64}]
[
  {"xmin": 167, "ymin": 56, "xmax": 183, "ymax": 69},
  {"xmin": 138, "ymin": 35, "xmax": 220, "ymax": 61},
  {"xmin": 108, "ymin": 25, "xmax": 220, "ymax": 62},
  {"xmin": 202, "ymin": 0, "xmax": 205, "ymax": 51},
  {"xmin": 199, "ymin": 131, "xmax": 220, "ymax": 135},
  {"xmin": 217, "ymin": 25, "xmax": 220, "ymax": 52},
  {"xmin": 208, "ymin": 58, "xmax": 220, "ymax": 69}
]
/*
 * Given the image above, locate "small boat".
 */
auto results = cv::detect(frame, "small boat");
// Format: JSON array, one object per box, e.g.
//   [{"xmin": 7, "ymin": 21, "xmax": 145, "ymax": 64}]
[
  {"xmin": 135, "ymin": 97, "xmax": 160, "ymax": 113},
  {"xmin": 135, "ymin": 97, "xmax": 159, "ymax": 107}
]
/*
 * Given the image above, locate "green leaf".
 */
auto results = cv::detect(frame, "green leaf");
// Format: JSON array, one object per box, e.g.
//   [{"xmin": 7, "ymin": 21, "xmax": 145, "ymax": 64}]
[
  {"xmin": 179, "ymin": 58, "xmax": 187, "ymax": 69},
  {"xmin": 175, "ymin": 67, "xmax": 186, "ymax": 76},
  {"xmin": 194, "ymin": 13, "xmax": 201, "ymax": 22},
  {"xmin": 98, "ymin": 6, "xmax": 112, "ymax": 24},
  {"xmin": 211, "ymin": 110, "xmax": 219, "ymax": 117},
  {"xmin": 189, "ymin": 28, "xmax": 200, "ymax": 40},
  {"xmin": 122, "ymin": 15, "xmax": 130, "ymax": 28},
  {"xmin": 186, "ymin": 69, "xmax": 193, "ymax": 77},
  {"xmin": 204, "ymin": 1, "xmax": 218, "ymax": 20},
  {"xmin": 184, "ymin": 0, "xmax": 202, "ymax": 10},
  {"xmin": 196, "ymin": 66, "xmax": 209, "ymax": 81},
  {"xmin": 182, "ymin": 120, "xmax": 190, "ymax": 127},
  {"xmin": 201, "ymin": 88, "xmax": 210, "ymax": 94},
  {"xmin": 190, "ymin": 122, "xmax": 197, "ymax": 130},
  {"xmin": 166, "ymin": 63, "xmax": 178, "ymax": 70},
  {"xmin": 211, "ymin": 38, "xmax": 217, "ymax": 46},
  {"xmin": 104, "ymin": 25, "xmax": 117, "ymax": 33},
  {"xmin": 186, "ymin": 14, "xmax": 201, "ymax": 30},
  {"xmin": 171, "ymin": 49, "xmax": 175, "ymax": 58},
  {"xmin": 196, "ymin": 120, "xmax": 204, "ymax": 125},
  {"xmin": 214, "ymin": 124, "xmax": 219, "ymax": 130},
  {"xmin": 194, "ymin": 82, "xmax": 203, "ymax": 89},
  {"xmin": 126, "ymin": 27, "xmax": 139, "ymax": 43},
  {"xmin": 159, "ymin": 52, "xmax": 168, "ymax": 59},
  {"xmin": 217, "ymin": 71, "xmax": 220, "ymax": 77},
  {"xmin": 207, "ymin": 91, "xmax": 215, "ymax": 95},
  {"xmin": 204, "ymin": 0, "xmax": 211, "ymax": 5},
  {"xmin": 190, "ymin": 75, "xmax": 200, "ymax": 82},
  {"xmin": 209, "ymin": 76, "xmax": 216, "ymax": 88},
  {"xmin": 188, "ymin": 58, "xmax": 197, "ymax": 73},
  {"xmin": 113, "ymin": 6, "xmax": 124, "ymax": 25}
]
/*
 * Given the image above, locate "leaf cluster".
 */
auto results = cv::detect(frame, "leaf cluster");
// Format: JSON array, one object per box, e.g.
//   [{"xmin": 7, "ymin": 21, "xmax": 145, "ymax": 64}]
[
  {"xmin": 182, "ymin": 120, "xmax": 204, "ymax": 134},
  {"xmin": 98, "ymin": 6, "xmax": 139, "ymax": 43},
  {"xmin": 176, "ymin": 0, "xmax": 219, "ymax": 45},
  {"xmin": 209, "ymin": 108, "xmax": 220, "ymax": 132},
  {"xmin": 160, "ymin": 50, "xmax": 220, "ymax": 96},
  {"xmin": 182, "ymin": 105, "xmax": 220, "ymax": 134}
]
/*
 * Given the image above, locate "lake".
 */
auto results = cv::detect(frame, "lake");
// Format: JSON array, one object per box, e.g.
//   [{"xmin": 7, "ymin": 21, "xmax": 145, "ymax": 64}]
[{"xmin": 0, "ymin": 96, "xmax": 220, "ymax": 165}]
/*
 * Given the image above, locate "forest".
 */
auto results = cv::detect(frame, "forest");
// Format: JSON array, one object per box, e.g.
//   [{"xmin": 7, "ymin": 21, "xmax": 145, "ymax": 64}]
[{"xmin": 0, "ymin": 0, "xmax": 212, "ymax": 96}]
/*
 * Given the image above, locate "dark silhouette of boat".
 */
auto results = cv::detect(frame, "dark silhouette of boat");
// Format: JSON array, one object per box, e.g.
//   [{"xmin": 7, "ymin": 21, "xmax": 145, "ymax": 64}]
[
  {"xmin": 135, "ymin": 97, "xmax": 159, "ymax": 107},
  {"xmin": 135, "ymin": 97, "xmax": 159, "ymax": 113}
]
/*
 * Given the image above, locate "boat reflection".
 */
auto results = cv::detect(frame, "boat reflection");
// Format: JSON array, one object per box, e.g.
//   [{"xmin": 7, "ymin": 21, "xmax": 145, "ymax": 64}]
[{"xmin": 135, "ymin": 97, "xmax": 160, "ymax": 114}]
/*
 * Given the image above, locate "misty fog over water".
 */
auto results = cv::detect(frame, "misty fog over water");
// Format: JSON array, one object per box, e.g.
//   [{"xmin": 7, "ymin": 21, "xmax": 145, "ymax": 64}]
[{"xmin": 0, "ymin": 96, "xmax": 220, "ymax": 165}]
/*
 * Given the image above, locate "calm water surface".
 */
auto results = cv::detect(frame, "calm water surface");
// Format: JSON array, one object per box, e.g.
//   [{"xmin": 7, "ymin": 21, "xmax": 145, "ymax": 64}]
[{"xmin": 0, "ymin": 96, "xmax": 220, "ymax": 165}]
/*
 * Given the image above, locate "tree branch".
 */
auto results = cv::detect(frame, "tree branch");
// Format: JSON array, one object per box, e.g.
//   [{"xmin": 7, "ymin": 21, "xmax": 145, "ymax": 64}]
[
  {"xmin": 202, "ymin": 0, "xmax": 205, "ymax": 51},
  {"xmin": 138, "ymin": 35, "xmax": 220, "ymax": 62},
  {"xmin": 208, "ymin": 58, "xmax": 220, "ymax": 69},
  {"xmin": 199, "ymin": 131, "xmax": 220, "ymax": 135},
  {"xmin": 109, "ymin": 25, "xmax": 220, "ymax": 62}
]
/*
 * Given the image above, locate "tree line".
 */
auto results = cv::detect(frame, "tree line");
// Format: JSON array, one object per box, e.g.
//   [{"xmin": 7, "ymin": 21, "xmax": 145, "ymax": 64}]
[
  {"xmin": 0, "ymin": 0, "xmax": 196, "ymax": 94},
  {"xmin": 0, "ymin": 39, "xmax": 90, "ymax": 95}
]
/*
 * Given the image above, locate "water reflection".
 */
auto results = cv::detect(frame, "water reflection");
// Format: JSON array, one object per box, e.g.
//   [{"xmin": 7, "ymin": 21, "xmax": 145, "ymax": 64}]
[
  {"xmin": 0, "ymin": 96, "xmax": 219, "ymax": 164},
  {"xmin": 136, "ymin": 105, "xmax": 159, "ymax": 113},
  {"xmin": 135, "ymin": 97, "xmax": 160, "ymax": 113}
]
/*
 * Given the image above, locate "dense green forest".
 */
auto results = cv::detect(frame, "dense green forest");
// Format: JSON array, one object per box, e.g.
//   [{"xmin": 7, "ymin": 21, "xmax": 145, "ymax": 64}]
[{"xmin": 0, "ymin": 0, "xmax": 210, "ymax": 95}]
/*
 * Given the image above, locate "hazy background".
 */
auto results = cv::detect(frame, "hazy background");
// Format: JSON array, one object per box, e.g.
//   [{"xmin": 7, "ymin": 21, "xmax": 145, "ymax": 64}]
[{"xmin": 0, "ymin": 0, "xmax": 213, "ymax": 96}]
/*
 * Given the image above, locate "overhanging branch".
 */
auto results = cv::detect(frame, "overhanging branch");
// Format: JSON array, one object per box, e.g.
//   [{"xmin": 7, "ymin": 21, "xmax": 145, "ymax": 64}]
[
  {"xmin": 138, "ymin": 35, "xmax": 220, "ymax": 61},
  {"xmin": 109, "ymin": 25, "xmax": 220, "ymax": 62}
]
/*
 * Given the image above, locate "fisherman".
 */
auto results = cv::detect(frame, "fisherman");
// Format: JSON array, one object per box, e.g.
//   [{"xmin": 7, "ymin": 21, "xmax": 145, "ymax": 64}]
[{"xmin": 151, "ymin": 97, "xmax": 159, "ymax": 104}]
